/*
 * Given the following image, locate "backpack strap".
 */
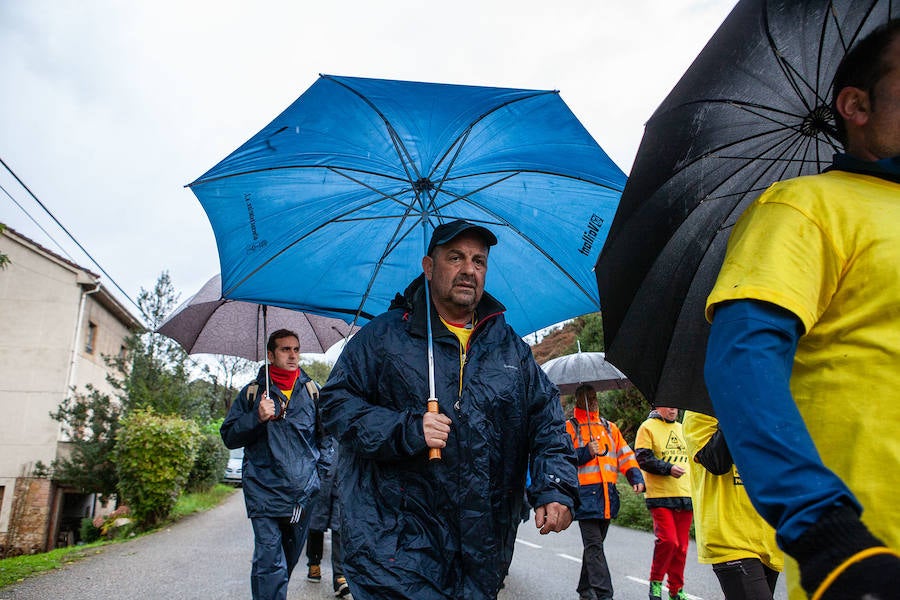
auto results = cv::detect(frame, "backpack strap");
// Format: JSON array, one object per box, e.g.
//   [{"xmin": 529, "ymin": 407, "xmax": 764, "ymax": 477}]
[
  {"xmin": 246, "ymin": 382, "xmax": 260, "ymax": 405},
  {"xmin": 305, "ymin": 379, "xmax": 325, "ymax": 439}
]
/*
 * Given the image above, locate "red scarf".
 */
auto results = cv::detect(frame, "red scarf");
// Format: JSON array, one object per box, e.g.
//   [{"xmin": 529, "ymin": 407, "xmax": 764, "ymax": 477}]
[{"xmin": 269, "ymin": 365, "xmax": 299, "ymax": 392}]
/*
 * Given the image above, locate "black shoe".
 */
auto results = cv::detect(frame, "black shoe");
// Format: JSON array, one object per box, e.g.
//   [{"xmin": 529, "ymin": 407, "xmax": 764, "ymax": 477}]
[{"xmin": 335, "ymin": 576, "xmax": 351, "ymax": 597}]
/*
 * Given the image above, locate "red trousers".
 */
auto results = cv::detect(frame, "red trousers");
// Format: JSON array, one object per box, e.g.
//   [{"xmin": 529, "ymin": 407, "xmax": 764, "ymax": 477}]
[{"xmin": 649, "ymin": 506, "xmax": 693, "ymax": 594}]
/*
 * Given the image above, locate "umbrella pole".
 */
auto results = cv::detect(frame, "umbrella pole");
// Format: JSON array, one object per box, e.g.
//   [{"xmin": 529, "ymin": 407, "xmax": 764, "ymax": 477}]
[
  {"xmin": 423, "ymin": 221, "xmax": 440, "ymax": 461},
  {"xmin": 263, "ymin": 305, "xmax": 270, "ymax": 400},
  {"xmin": 424, "ymin": 271, "xmax": 441, "ymax": 461}
]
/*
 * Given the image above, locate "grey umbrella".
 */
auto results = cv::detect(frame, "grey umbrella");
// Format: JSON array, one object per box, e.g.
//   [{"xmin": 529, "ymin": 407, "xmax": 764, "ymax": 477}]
[
  {"xmin": 540, "ymin": 349, "xmax": 630, "ymax": 396},
  {"xmin": 156, "ymin": 274, "xmax": 358, "ymax": 361}
]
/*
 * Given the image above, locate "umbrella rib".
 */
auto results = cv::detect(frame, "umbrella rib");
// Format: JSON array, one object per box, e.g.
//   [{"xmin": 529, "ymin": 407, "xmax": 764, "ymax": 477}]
[
  {"xmin": 325, "ymin": 166, "xmax": 418, "ymax": 211},
  {"xmin": 653, "ymin": 104, "xmax": 838, "ymax": 178},
  {"xmin": 762, "ymin": 8, "xmax": 818, "ymax": 114},
  {"xmin": 675, "ymin": 97, "xmax": 808, "ymax": 126},
  {"xmin": 438, "ymin": 168, "xmax": 626, "ymax": 193},
  {"xmin": 320, "ymin": 75, "xmax": 466, "ymax": 236},
  {"xmin": 353, "ymin": 212, "xmax": 427, "ymax": 322},
  {"xmin": 321, "ymin": 75, "xmax": 425, "ymax": 186},
  {"xmin": 188, "ymin": 162, "xmax": 411, "ymax": 188},
  {"xmin": 428, "ymin": 90, "xmax": 560, "ymax": 180},
  {"xmin": 220, "ymin": 190, "xmax": 411, "ymax": 308},
  {"xmin": 433, "ymin": 181, "xmax": 602, "ymax": 308},
  {"xmin": 426, "ymin": 129, "xmax": 474, "ymax": 217},
  {"xmin": 702, "ymin": 127, "xmax": 819, "ymax": 212}
]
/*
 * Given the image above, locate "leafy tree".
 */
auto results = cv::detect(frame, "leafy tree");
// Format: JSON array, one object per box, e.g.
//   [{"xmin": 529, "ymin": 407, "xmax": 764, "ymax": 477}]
[
  {"xmin": 49, "ymin": 384, "xmax": 121, "ymax": 501},
  {"xmin": 202, "ymin": 354, "xmax": 258, "ymax": 415},
  {"xmin": 574, "ymin": 312, "xmax": 605, "ymax": 352},
  {"xmin": 598, "ymin": 386, "xmax": 652, "ymax": 443},
  {"xmin": 301, "ymin": 359, "xmax": 333, "ymax": 386},
  {"xmin": 108, "ymin": 271, "xmax": 206, "ymax": 419}
]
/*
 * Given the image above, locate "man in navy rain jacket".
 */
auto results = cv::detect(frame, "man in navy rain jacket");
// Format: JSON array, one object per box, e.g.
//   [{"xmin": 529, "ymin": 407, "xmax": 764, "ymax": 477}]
[
  {"xmin": 320, "ymin": 220, "xmax": 579, "ymax": 600},
  {"xmin": 221, "ymin": 328, "xmax": 331, "ymax": 600}
]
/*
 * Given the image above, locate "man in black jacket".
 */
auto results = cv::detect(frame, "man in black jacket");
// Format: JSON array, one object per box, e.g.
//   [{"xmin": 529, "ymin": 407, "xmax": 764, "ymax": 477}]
[
  {"xmin": 320, "ymin": 220, "xmax": 578, "ymax": 600},
  {"xmin": 221, "ymin": 329, "xmax": 330, "ymax": 600}
]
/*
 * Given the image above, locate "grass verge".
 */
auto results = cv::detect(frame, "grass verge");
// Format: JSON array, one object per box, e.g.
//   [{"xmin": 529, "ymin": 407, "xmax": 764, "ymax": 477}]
[
  {"xmin": 0, "ymin": 484, "xmax": 237, "ymax": 589},
  {"xmin": 0, "ymin": 543, "xmax": 107, "ymax": 588}
]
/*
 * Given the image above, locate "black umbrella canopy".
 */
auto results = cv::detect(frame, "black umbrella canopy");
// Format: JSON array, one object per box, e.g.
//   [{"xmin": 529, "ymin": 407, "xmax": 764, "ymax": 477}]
[{"xmin": 595, "ymin": 0, "xmax": 898, "ymax": 414}]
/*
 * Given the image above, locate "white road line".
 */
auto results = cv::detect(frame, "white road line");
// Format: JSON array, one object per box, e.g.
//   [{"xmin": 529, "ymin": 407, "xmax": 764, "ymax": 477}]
[
  {"xmin": 515, "ymin": 539, "xmax": 705, "ymax": 599},
  {"xmin": 626, "ymin": 576, "xmax": 704, "ymax": 600},
  {"xmin": 556, "ymin": 553, "xmax": 582, "ymax": 563}
]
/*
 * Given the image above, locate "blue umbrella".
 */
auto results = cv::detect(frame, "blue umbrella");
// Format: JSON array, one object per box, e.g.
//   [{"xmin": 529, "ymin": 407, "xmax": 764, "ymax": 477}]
[
  {"xmin": 188, "ymin": 75, "xmax": 626, "ymax": 452},
  {"xmin": 188, "ymin": 75, "xmax": 625, "ymax": 335}
]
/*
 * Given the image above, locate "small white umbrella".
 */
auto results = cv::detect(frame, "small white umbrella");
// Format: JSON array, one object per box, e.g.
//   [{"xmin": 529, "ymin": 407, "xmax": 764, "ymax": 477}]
[{"xmin": 540, "ymin": 346, "xmax": 630, "ymax": 396}]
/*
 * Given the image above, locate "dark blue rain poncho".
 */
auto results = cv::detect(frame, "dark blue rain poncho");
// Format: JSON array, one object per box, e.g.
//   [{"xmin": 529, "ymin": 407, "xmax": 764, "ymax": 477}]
[
  {"xmin": 221, "ymin": 366, "xmax": 327, "ymax": 518},
  {"xmin": 320, "ymin": 276, "xmax": 578, "ymax": 600}
]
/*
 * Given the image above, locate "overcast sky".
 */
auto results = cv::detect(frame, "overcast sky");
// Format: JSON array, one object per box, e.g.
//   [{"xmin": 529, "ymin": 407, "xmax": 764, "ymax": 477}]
[{"xmin": 1, "ymin": 0, "xmax": 737, "ymax": 333}]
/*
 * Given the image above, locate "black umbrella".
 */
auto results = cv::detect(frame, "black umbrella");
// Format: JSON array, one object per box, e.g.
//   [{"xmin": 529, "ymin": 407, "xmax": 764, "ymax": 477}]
[{"xmin": 595, "ymin": 0, "xmax": 898, "ymax": 414}]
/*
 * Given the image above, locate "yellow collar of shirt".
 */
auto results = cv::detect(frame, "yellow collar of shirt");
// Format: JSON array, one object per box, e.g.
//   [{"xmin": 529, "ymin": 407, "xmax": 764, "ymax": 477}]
[{"xmin": 440, "ymin": 316, "xmax": 475, "ymax": 349}]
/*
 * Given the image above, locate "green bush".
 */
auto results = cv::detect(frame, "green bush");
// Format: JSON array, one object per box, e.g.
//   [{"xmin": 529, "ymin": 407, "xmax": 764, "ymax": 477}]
[
  {"xmin": 115, "ymin": 408, "xmax": 200, "ymax": 528},
  {"xmin": 613, "ymin": 477, "xmax": 654, "ymax": 533},
  {"xmin": 187, "ymin": 430, "xmax": 228, "ymax": 493},
  {"xmin": 79, "ymin": 517, "xmax": 100, "ymax": 544}
]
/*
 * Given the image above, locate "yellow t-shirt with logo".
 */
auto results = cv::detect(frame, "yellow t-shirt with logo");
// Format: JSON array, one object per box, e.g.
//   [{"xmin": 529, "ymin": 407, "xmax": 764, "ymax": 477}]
[
  {"xmin": 683, "ymin": 411, "xmax": 783, "ymax": 571},
  {"xmin": 634, "ymin": 415, "xmax": 691, "ymax": 500}
]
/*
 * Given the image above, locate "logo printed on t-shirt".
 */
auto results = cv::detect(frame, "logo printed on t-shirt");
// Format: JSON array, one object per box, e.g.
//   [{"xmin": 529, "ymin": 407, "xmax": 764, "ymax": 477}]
[{"xmin": 666, "ymin": 431, "xmax": 684, "ymax": 450}]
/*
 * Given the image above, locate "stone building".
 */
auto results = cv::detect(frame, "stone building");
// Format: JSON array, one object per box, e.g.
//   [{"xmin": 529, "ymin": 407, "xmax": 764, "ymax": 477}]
[{"xmin": 0, "ymin": 225, "xmax": 142, "ymax": 553}]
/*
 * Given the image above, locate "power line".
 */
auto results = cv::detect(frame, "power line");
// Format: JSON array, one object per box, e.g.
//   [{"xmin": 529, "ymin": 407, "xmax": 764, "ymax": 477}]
[
  {"xmin": 0, "ymin": 155, "xmax": 141, "ymax": 312},
  {"xmin": 1, "ymin": 181, "xmax": 78, "ymax": 261}
]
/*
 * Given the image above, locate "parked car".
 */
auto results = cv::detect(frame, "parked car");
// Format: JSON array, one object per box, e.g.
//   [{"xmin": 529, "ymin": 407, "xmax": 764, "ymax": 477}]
[{"xmin": 223, "ymin": 447, "xmax": 244, "ymax": 486}]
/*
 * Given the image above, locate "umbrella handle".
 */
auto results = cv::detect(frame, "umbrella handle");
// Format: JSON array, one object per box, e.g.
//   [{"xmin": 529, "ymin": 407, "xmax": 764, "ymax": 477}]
[{"xmin": 427, "ymin": 398, "xmax": 441, "ymax": 461}]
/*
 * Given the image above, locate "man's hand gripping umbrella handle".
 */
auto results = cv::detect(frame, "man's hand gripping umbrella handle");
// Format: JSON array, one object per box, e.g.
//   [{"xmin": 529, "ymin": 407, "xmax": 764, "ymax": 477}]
[{"xmin": 427, "ymin": 398, "xmax": 441, "ymax": 460}]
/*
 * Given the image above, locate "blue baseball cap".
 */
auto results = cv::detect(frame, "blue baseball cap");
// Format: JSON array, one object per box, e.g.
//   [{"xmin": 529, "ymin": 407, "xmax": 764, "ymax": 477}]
[{"xmin": 427, "ymin": 219, "xmax": 498, "ymax": 255}]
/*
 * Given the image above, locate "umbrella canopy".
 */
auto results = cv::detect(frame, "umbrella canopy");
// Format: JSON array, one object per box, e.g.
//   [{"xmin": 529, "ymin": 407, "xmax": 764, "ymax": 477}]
[
  {"xmin": 188, "ymin": 74, "xmax": 626, "ymax": 337},
  {"xmin": 594, "ymin": 0, "xmax": 898, "ymax": 414},
  {"xmin": 156, "ymin": 274, "xmax": 358, "ymax": 361},
  {"xmin": 540, "ymin": 351, "xmax": 630, "ymax": 395}
]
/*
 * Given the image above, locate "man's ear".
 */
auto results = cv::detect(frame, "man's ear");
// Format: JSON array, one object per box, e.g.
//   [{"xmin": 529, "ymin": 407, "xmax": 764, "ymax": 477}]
[
  {"xmin": 422, "ymin": 255, "xmax": 433, "ymax": 281},
  {"xmin": 835, "ymin": 86, "xmax": 871, "ymax": 127}
]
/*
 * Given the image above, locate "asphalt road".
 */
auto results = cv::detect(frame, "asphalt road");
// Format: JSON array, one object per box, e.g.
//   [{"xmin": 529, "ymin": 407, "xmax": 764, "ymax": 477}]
[{"xmin": 0, "ymin": 490, "xmax": 787, "ymax": 599}]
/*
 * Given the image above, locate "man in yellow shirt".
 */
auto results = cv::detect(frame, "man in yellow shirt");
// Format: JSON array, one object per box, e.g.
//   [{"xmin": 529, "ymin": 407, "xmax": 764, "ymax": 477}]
[{"xmin": 704, "ymin": 19, "xmax": 900, "ymax": 600}]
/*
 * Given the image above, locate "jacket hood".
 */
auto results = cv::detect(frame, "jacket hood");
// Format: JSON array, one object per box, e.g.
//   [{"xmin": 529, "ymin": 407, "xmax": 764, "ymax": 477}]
[{"xmin": 648, "ymin": 409, "xmax": 678, "ymax": 423}]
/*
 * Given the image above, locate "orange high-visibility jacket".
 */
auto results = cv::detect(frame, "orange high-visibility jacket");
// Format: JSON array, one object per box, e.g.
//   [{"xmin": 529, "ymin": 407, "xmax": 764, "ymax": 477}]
[{"xmin": 565, "ymin": 407, "xmax": 643, "ymax": 520}]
